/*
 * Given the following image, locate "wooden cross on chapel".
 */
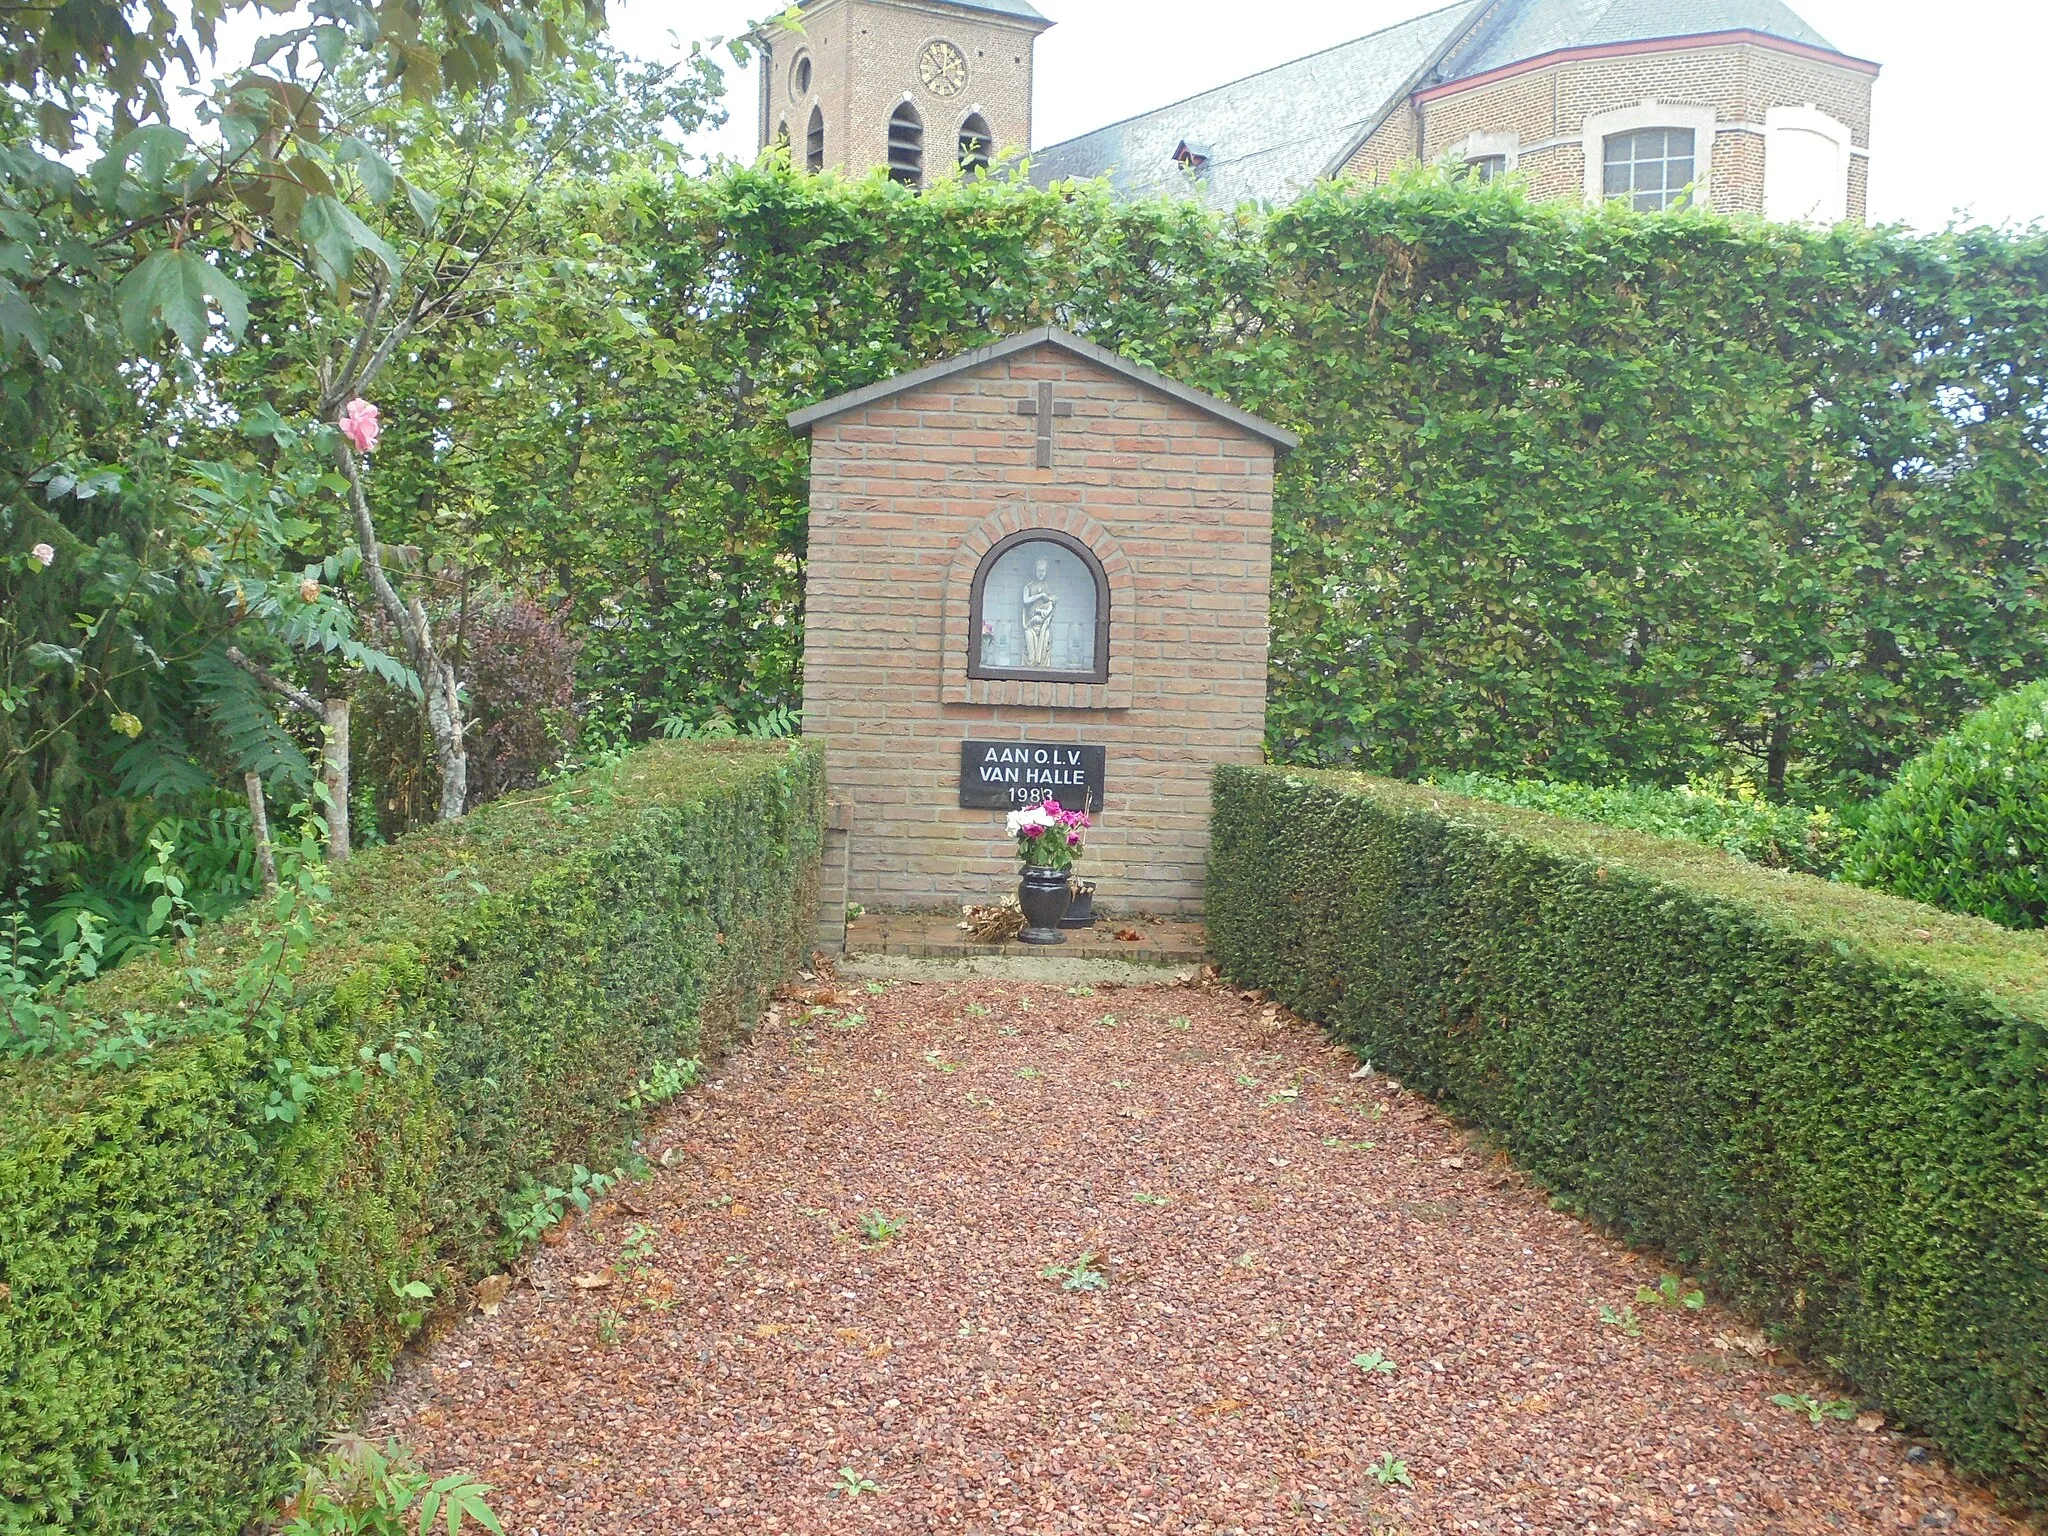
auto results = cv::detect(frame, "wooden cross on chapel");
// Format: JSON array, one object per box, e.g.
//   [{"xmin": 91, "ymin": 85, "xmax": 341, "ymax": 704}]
[{"xmin": 1017, "ymin": 383, "xmax": 1074, "ymax": 468}]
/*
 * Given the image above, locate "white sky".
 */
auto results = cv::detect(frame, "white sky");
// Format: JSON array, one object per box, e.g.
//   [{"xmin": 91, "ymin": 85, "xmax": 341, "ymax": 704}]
[{"xmin": 608, "ymin": 0, "xmax": 2048, "ymax": 232}]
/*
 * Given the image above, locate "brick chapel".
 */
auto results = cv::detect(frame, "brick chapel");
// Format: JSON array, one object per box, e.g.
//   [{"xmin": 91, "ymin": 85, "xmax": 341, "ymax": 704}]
[{"xmin": 758, "ymin": 0, "xmax": 1877, "ymax": 225}]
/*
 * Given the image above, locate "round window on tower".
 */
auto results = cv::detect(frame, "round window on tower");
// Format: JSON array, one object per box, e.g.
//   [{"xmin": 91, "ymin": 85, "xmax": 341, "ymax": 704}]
[{"xmin": 792, "ymin": 52, "xmax": 813, "ymax": 99}]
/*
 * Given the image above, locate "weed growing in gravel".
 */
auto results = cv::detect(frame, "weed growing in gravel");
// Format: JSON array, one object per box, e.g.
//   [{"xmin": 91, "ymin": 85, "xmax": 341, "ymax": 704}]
[
  {"xmin": 921, "ymin": 1050, "xmax": 958, "ymax": 1073},
  {"xmin": 1352, "ymin": 1349, "xmax": 1398, "ymax": 1376},
  {"xmin": 1168, "ymin": 1016, "xmax": 1191, "ymax": 1030},
  {"xmin": 999, "ymin": 1026, "xmax": 1020, "ymax": 1036},
  {"xmin": 829, "ymin": 1012, "xmax": 867, "ymax": 1031},
  {"xmin": 866, "ymin": 982, "xmax": 890, "ymax": 996},
  {"xmin": 833, "ymin": 1468, "xmax": 883, "ymax": 1497},
  {"xmin": 1323, "ymin": 1136, "xmax": 1377, "ymax": 1151},
  {"xmin": 1366, "ymin": 1452, "xmax": 1414, "ymax": 1489},
  {"xmin": 595, "ymin": 1307, "xmax": 623, "ymax": 1347},
  {"xmin": 627, "ymin": 1055, "xmax": 702, "ymax": 1111},
  {"xmin": 1042, "ymin": 1252, "xmax": 1110, "ymax": 1292},
  {"xmin": 1638, "ymin": 1273, "xmax": 1706, "ymax": 1310},
  {"xmin": 618, "ymin": 1223, "xmax": 658, "ymax": 1272},
  {"xmin": 1016, "ymin": 1066, "xmax": 1042, "ymax": 1081},
  {"xmin": 966, "ymin": 1003, "xmax": 990, "ymax": 1017},
  {"xmin": 965, "ymin": 1093, "xmax": 996, "ymax": 1110},
  {"xmin": 1266, "ymin": 1086, "xmax": 1302, "ymax": 1105},
  {"xmin": 498, "ymin": 1165, "xmax": 618, "ymax": 1260},
  {"xmin": 1771, "ymin": 1393, "xmax": 1858, "ymax": 1425},
  {"xmin": 280, "ymin": 1437, "xmax": 502, "ymax": 1536},
  {"xmin": 1132, "ymin": 1192, "xmax": 1171, "ymax": 1207},
  {"xmin": 858, "ymin": 1212, "xmax": 906, "ymax": 1246},
  {"xmin": 1111, "ymin": 1078, "xmax": 1133, "ymax": 1090},
  {"xmin": 1093, "ymin": 1014, "xmax": 1119, "ymax": 1027},
  {"xmin": 1067, "ymin": 986, "xmax": 1097, "ymax": 998},
  {"xmin": 1598, "ymin": 1303, "xmax": 1644, "ymax": 1337},
  {"xmin": 1236, "ymin": 1073, "xmax": 1260, "ymax": 1087}
]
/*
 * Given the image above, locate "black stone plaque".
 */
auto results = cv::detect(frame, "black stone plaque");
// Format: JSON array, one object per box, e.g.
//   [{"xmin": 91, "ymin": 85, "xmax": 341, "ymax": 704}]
[{"xmin": 959, "ymin": 741, "xmax": 1105, "ymax": 815}]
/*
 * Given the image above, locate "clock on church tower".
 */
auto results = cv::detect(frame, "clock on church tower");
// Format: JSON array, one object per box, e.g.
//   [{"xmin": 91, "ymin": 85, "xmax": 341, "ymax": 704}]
[{"xmin": 754, "ymin": 0, "xmax": 1053, "ymax": 186}]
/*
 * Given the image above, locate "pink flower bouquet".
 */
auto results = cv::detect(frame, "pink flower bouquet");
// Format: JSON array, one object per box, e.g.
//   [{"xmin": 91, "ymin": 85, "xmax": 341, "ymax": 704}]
[{"xmin": 1006, "ymin": 798, "xmax": 1091, "ymax": 871}]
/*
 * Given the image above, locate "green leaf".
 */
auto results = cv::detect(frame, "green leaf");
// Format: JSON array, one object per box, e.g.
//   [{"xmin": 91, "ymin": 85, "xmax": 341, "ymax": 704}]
[
  {"xmin": 0, "ymin": 276, "xmax": 48, "ymax": 360},
  {"xmin": 115, "ymin": 249, "xmax": 249, "ymax": 353},
  {"xmin": 404, "ymin": 179, "xmax": 443, "ymax": 235},
  {"xmin": 332, "ymin": 136, "xmax": 396, "ymax": 205},
  {"xmin": 299, "ymin": 195, "xmax": 401, "ymax": 291}
]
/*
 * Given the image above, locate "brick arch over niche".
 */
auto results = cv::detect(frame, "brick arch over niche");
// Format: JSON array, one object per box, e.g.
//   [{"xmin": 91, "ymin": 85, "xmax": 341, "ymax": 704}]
[{"xmin": 941, "ymin": 506, "xmax": 1135, "ymax": 711}]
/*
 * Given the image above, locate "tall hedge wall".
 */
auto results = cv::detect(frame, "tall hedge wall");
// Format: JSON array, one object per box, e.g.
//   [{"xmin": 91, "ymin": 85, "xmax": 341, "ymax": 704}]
[
  {"xmin": 1209, "ymin": 764, "xmax": 2048, "ymax": 1499},
  {"xmin": 331, "ymin": 167, "xmax": 2048, "ymax": 801},
  {"xmin": 0, "ymin": 740, "xmax": 825, "ymax": 1536}
]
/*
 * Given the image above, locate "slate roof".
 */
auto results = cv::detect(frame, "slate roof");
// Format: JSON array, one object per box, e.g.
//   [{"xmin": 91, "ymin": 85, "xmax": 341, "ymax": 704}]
[
  {"xmin": 1441, "ymin": 0, "xmax": 1834, "ymax": 79},
  {"xmin": 799, "ymin": 0, "xmax": 1050, "ymax": 21},
  {"xmin": 1031, "ymin": 0, "xmax": 1850, "ymax": 210},
  {"xmin": 1030, "ymin": 3, "xmax": 1470, "ymax": 208},
  {"xmin": 787, "ymin": 327, "xmax": 1300, "ymax": 450}
]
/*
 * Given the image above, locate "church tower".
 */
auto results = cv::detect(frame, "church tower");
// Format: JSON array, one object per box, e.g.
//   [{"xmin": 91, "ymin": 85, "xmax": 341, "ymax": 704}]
[{"xmin": 756, "ymin": 0, "xmax": 1052, "ymax": 186}]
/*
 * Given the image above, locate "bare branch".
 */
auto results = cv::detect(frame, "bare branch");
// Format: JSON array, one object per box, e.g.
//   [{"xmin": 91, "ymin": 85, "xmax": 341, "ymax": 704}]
[{"xmin": 225, "ymin": 645, "xmax": 321, "ymax": 718}]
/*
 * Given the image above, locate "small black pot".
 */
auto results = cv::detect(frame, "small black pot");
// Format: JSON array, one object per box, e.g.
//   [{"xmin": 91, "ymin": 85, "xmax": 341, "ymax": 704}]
[
  {"xmin": 1058, "ymin": 881, "xmax": 1097, "ymax": 929},
  {"xmin": 1017, "ymin": 865, "xmax": 1073, "ymax": 945}
]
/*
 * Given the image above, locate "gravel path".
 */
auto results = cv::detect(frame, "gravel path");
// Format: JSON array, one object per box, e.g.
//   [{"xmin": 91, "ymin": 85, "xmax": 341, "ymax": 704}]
[{"xmin": 377, "ymin": 977, "xmax": 2026, "ymax": 1535}]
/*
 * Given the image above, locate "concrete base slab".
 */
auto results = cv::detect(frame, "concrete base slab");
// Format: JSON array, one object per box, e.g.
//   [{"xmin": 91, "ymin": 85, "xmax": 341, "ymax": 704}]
[
  {"xmin": 837, "ymin": 951, "xmax": 1201, "ymax": 987},
  {"xmin": 844, "ymin": 908, "xmax": 1206, "ymax": 966}
]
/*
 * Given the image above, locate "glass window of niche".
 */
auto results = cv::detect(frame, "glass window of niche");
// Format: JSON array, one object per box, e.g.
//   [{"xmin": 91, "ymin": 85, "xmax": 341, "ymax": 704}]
[
  {"xmin": 1464, "ymin": 154, "xmax": 1507, "ymax": 183},
  {"xmin": 969, "ymin": 533, "xmax": 1110, "ymax": 684},
  {"xmin": 1603, "ymin": 127, "xmax": 1696, "ymax": 211}
]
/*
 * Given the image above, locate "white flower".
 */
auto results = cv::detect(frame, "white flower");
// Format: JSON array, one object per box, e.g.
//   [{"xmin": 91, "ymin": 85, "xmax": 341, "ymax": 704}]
[
  {"xmin": 1006, "ymin": 805, "xmax": 1057, "ymax": 837},
  {"xmin": 31, "ymin": 542, "xmax": 54, "ymax": 567}
]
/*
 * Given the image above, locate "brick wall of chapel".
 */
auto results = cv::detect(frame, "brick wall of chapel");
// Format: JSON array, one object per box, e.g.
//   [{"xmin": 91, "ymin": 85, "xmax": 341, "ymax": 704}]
[
  {"xmin": 760, "ymin": 0, "xmax": 1038, "ymax": 180},
  {"xmin": 801, "ymin": 346, "xmax": 1276, "ymax": 915},
  {"xmin": 1342, "ymin": 42, "xmax": 1873, "ymax": 221}
]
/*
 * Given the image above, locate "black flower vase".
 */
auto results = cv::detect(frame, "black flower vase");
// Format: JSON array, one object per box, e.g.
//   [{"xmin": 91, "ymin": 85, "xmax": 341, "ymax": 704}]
[{"xmin": 1017, "ymin": 864, "xmax": 1073, "ymax": 945}]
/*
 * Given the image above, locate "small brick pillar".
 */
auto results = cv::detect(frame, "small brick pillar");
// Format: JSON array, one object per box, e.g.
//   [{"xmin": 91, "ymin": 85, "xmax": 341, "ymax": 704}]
[{"xmin": 814, "ymin": 798, "xmax": 854, "ymax": 954}]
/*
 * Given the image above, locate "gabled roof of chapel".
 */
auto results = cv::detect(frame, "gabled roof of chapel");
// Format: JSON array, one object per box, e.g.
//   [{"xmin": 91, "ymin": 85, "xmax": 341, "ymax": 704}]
[
  {"xmin": 1032, "ymin": 0, "xmax": 1866, "ymax": 210},
  {"xmin": 786, "ymin": 326, "xmax": 1300, "ymax": 451}
]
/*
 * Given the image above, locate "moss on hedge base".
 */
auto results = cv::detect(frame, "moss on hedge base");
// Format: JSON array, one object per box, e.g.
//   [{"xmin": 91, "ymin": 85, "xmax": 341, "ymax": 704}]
[
  {"xmin": 0, "ymin": 741, "xmax": 825, "ymax": 1535},
  {"xmin": 1209, "ymin": 765, "xmax": 2048, "ymax": 1502}
]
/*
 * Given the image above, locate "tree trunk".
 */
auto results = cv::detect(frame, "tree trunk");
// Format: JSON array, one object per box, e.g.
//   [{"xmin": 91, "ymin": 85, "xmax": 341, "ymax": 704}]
[
  {"xmin": 244, "ymin": 772, "xmax": 280, "ymax": 895},
  {"xmin": 324, "ymin": 697, "xmax": 353, "ymax": 863}
]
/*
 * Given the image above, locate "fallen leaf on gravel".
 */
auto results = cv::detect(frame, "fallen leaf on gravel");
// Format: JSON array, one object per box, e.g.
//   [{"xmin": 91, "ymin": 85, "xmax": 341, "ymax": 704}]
[
  {"xmin": 1119, "ymin": 1105, "xmax": 1149, "ymax": 1119},
  {"xmin": 753, "ymin": 1323, "xmax": 789, "ymax": 1339},
  {"xmin": 1439, "ymin": 1156, "xmax": 1468, "ymax": 1170},
  {"xmin": 540, "ymin": 1227, "xmax": 568, "ymax": 1248},
  {"xmin": 1857, "ymin": 1411, "xmax": 1887, "ymax": 1433},
  {"xmin": 570, "ymin": 1268, "xmax": 615, "ymax": 1290},
  {"xmin": 474, "ymin": 1274, "xmax": 512, "ymax": 1316},
  {"xmin": 1713, "ymin": 1328, "xmax": 1780, "ymax": 1360},
  {"xmin": 1197, "ymin": 1397, "xmax": 1251, "ymax": 1418},
  {"xmin": 1114, "ymin": 928, "xmax": 1142, "ymax": 942}
]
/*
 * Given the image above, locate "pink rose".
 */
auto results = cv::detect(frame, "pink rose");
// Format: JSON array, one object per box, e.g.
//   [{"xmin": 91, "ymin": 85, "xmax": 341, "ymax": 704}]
[
  {"xmin": 339, "ymin": 398, "xmax": 381, "ymax": 454},
  {"xmin": 31, "ymin": 542, "xmax": 55, "ymax": 568}
]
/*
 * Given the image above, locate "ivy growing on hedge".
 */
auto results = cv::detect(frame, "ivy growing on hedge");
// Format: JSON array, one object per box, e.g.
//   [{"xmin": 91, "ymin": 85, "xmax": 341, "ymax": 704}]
[
  {"xmin": 1209, "ymin": 764, "xmax": 2048, "ymax": 1502},
  {"xmin": 324, "ymin": 166, "xmax": 2048, "ymax": 798},
  {"xmin": 0, "ymin": 740, "xmax": 824, "ymax": 1535}
]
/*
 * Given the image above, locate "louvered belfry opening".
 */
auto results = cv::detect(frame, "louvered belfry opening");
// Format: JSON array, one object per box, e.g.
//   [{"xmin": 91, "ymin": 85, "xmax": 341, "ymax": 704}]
[
  {"xmin": 958, "ymin": 113, "xmax": 993, "ymax": 174},
  {"xmin": 887, "ymin": 101, "xmax": 924, "ymax": 186},
  {"xmin": 806, "ymin": 106, "xmax": 825, "ymax": 172}
]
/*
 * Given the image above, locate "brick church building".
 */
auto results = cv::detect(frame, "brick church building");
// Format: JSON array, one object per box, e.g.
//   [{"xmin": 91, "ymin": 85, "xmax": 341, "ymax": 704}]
[{"xmin": 756, "ymin": 0, "xmax": 1877, "ymax": 223}]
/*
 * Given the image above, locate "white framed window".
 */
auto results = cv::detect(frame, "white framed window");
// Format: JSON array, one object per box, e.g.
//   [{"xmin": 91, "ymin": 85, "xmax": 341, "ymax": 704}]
[
  {"xmin": 1765, "ymin": 105, "xmax": 1852, "ymax": 226},
  {"xmin": 1581, "ymin": 102, "xmax": 1718, "ymax": 211},
  {"xmin": 1604, "ymin": 127, "xmax": 1696, "ymax": 210}
]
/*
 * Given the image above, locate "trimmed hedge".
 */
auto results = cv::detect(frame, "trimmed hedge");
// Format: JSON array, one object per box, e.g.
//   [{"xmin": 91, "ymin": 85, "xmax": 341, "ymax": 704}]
[
  {"xmin": 1210, "ymin": 764, "xmax": 2048, "ymax": 1499},
  {"xmin": 0, "ymin": 740, "xmax": 824, "ymax": 1535},
  {"xmin": 1851, "ymin": 681, "xmax": 2048, "ymax": 928},
  {"xmin": 1429, "ymin": 772, "xmax": 1848, "ymax": 877}
]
